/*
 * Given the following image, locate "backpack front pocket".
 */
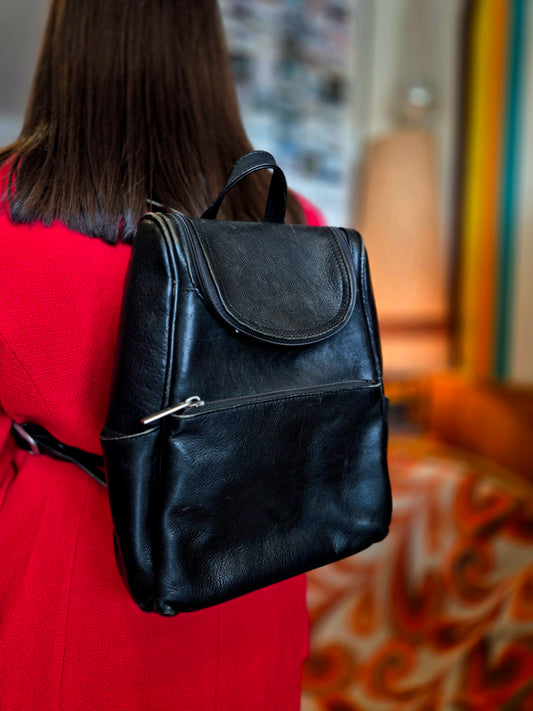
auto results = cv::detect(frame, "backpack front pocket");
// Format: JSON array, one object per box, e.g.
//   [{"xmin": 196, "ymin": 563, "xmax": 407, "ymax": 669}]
[{"xmin": 153, "ymin": 380, "xmax": 391, "ymax": 615}]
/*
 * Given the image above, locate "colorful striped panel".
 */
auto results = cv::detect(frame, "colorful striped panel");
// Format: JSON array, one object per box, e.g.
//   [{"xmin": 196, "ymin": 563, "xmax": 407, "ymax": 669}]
[
  {"xmin": 495, "ymin": 0, "xmax": 529, "ymax": 380},
  {"xmin": 457, "ymin": 0, "xmax": 533, "ymax": 384},
  {"xmin": 458, "ymin": 0, "xmax": 508, "ymax": 377},
  {"xmin": 508, "ymin": 0, "xmax": 533, "ymax": 383}
]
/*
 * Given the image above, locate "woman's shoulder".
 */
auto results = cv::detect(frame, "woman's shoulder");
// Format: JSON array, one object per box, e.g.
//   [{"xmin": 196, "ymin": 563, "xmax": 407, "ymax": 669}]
[
  {"xmin": 0, "ymin": 161, "xmax": 130, "ymax": 260},
  {"xmin": 0, "ymin": 160, "xmax": 132, "ymax": 355},
  {"xmin": 294, "ymin": 192, "xmax": 327, "ymax": 227}
]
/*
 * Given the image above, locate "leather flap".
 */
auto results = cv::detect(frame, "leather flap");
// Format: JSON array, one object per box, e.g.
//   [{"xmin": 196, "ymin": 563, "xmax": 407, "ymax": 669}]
[{"xmin": 187, "ymin": 219, "xmax": 356, "ymax": 346}]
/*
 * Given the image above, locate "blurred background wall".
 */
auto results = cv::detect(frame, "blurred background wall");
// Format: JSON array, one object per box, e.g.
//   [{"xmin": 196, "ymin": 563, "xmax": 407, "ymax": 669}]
[
  {"xmin": 0, "ymin": 0, "xmax": 47, "ymax": 144},
  {"xmin": 352, "ymin": 0, "xmax": 460, "ymax": 380}
]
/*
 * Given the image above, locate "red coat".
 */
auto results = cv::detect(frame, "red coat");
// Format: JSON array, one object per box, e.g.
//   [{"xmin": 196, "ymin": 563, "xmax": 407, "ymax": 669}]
[{"xmin": 0, "ymin": 171, "xmax": 324, "ymax": 710}]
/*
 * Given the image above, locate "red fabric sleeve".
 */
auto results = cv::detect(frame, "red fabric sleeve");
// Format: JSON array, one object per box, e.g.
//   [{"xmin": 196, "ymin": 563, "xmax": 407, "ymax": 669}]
[{"xmin": 295, "ymin": 192, "xmax": 327, "ymax": 227}]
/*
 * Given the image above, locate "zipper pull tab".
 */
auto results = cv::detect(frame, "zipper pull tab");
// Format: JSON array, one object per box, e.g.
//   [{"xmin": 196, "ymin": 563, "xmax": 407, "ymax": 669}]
[{"xmin": 141, "ymin": 396, "xmax": 204, "ymax": 425}]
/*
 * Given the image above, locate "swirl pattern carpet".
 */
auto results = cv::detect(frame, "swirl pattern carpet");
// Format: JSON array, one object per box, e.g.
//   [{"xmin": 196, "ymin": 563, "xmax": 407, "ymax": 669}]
[{"xmin": 302, "ymin": 435, "xmax": 533, "ymax": 710}]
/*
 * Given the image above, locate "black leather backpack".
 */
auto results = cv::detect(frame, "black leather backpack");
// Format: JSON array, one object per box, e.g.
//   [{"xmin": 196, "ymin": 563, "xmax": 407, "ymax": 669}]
[
  {"xmin": 100, "ymin": 150, "xmax": 392, "ymax": 615},
  {"xmin": 13, "ymin": 151, "xmax": 392, "ymax": 616}
]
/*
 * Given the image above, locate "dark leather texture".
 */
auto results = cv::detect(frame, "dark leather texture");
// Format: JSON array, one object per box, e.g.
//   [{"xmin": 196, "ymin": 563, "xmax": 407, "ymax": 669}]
[
  {"xmin": 100, "ymin": 152, "xmax": 391, "ymax": 615},
  {"xmin": 188, "ymin": 219, "xmax": 356, "ymax": 345}
]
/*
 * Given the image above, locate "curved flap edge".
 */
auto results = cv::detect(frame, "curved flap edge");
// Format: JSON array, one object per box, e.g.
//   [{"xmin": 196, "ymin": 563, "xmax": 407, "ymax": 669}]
[{"xmin": 190, "ymin": 220, "xmax": 357, "ymax": 346}]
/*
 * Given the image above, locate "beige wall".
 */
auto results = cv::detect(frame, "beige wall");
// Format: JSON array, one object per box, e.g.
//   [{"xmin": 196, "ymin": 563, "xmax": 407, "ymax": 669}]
[
  {"xmin": 354, "ymin": 0, "xmax": 461, "ymax": 248},
  {"xmin": 352, "ymin": 0, "xmax": 462, "ymax": 376}
]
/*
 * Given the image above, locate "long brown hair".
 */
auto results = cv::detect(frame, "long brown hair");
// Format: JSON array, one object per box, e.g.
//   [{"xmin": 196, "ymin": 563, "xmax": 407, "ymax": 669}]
[{"xmin": 0, "ymin": 0, "xmax": 304, "ymax": 244}]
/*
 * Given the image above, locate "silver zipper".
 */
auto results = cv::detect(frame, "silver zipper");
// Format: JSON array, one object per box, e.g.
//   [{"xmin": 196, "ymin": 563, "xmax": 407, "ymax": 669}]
[
  {"xmin": 174, "ymin": 380, "xmax": 377, "ymax": 418},
  {"xmin": 141, "ymin": 396, "xmax": 204, "ymax": 425}
]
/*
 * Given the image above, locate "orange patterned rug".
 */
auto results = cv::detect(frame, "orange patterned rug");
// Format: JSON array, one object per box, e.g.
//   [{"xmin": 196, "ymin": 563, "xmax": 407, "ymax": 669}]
[{"xmin": 302, "ymin": 435, "xmax": 533, "ymax": 710}]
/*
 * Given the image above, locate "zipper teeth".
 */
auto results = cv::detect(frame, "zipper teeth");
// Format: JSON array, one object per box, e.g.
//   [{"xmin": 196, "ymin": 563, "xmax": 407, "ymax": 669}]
[
  {"xmin": 175, "ymin": 379, "xmax": 379, "ymax": 417},
  {"xmin": 175, "ymin": 214, "xmax": 233, "ymax": 322},
  {"xmin": 170, "ymin": 214, "xmax": 204, "ymax": 289},
  {"xmin": 331, "ymin": 226, "xmax": 351, "ymax": 259},
  {"xmin": 152, "ymin": 212, "xmax": 181, "ymax": 410}
]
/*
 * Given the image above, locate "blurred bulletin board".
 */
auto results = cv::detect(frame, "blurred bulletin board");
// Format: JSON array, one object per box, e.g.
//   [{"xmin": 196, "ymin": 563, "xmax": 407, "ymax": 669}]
[{"xmin": 219, "ymin": 0, "xmax": 359, "ymax": 226}]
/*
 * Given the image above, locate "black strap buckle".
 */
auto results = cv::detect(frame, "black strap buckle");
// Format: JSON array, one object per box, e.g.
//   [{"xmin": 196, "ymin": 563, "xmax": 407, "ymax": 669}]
[
  {"xmin": 11, "ymin": 421, "xmax": 40, "ymax": 455},
  {"xmin": 10, "ymin": 421, "xmax": 107, "ymax": 487}
]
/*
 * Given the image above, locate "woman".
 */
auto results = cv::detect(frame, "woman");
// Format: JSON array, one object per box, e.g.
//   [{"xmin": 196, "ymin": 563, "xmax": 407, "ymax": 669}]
[{"xmin": 0, "ymin": 1, "xmax": 323, "ymax": 708}]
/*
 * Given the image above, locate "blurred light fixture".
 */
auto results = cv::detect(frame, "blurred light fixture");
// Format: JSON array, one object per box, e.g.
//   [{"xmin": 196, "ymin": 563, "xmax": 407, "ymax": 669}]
[{"xmin": 393, "ymin": 77, "xmax": 439, "ymax": 128}]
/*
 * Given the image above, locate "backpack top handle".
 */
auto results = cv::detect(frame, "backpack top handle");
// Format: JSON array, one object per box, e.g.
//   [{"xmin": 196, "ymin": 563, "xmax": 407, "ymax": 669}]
[{"xmin": 201, "ymin": 151, "xmax": 287, "ymax": 224}]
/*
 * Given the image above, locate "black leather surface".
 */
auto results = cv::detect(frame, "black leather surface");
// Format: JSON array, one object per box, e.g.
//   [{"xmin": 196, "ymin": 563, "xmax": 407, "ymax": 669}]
[
  {"xmin": 189, "ymin": 219, "xmax": 356, "ymax": 344},
  {"xmin": 155, "ymin": 382, "xmax": 389, "ymax": 614},
  {"xmin": 100, "ymin": 210, "xmax": 391, "ymax": 615},
  {"xmin": 104, "ymin": 217, "xmax": 179, "ymax": 435},
  {"xmin": 100, "ymin": 425, "xmax": 160, "ymax": 607},
  {"xmin": 100, "ymin": 153, "xmax": 391, "ymax": 615}
]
